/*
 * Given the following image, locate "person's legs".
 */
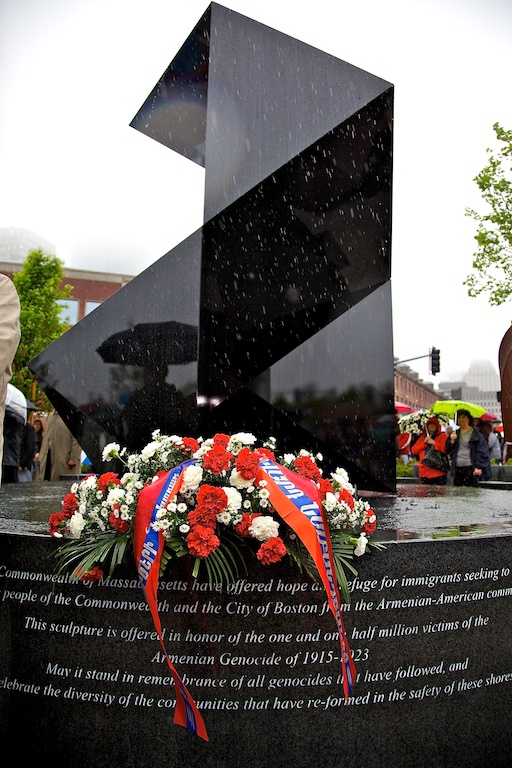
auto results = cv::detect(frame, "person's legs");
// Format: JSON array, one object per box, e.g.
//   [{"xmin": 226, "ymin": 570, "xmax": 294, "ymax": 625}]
[
  {"xmin": 1, "ymin": 465, "xmax": 18, "ymax": 483},
  {"xmin": 421, "ymin": 475, "xmax": 446, "ymax": 485},
  {"xmin": 454, "ymin": 467, "xmax": 476, "ymax": 487}
]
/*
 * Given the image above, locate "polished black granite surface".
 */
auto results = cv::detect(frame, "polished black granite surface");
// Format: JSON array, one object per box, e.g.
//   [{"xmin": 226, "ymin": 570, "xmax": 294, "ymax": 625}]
[{"xmin": 28, "ymin": 3, "xmax": 394, "ymax": 492}]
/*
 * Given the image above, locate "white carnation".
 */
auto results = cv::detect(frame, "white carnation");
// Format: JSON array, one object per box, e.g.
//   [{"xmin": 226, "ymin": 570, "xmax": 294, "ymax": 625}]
[
  {"xmin": 182, "ymin": 464, "xmax": 203, "ymax": 491},
  {"xmin": 332, "ymin": 467, "xmax": 355, "ymax": 494},
  {"xmin": 249, "ymin": 515, "xmax": 279, "ymax": 542},
  {"xmin": 68, "ymin": 512, "xmax": 86, "ymax": 539},
  {"xmin": 120, "ymin": 472, "xmax": 138, "ymax": 487},
  {"xmin": 230, "ymin": 432, "xmax": 256, "ymax": 445},
  {"xmin": 223, "ymin": 487, "xmax": 242, "ymax": 511},
  {"xmin": 140, "ymin": 441, "xmax": 159, "ymax": 461},
  {"xmin": 354, "ymin": 533, "xmax": 368, "ymax": 557},
  {"xmin": 102, "ymin": 443, "xmax": 120, "ymax": 461},
  {"xmin": 323, "ymin": 492, "xmax": 337, "ymax": 512},
  {"xmin": 228, "ymin": 432, "xmax": 257, "ymax": 454},
  {"xmin": 229, "ymin": 469, "xmax": 254, "ymax": 489}
]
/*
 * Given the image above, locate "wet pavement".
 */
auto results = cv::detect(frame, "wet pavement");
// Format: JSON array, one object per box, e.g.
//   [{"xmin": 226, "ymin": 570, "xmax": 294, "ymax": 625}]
[
  {"xmin": 365, "ymin": 483, "xmax": 512, "ymax": 542},
  {"xmin": 0, "ymin": 479, "xmax": 511, "ymax": 542}
]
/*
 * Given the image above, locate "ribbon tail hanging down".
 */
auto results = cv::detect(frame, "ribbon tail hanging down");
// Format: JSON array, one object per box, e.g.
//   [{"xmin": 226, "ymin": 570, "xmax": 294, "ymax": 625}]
[
  {"xmin": 133, "ymin": 461, "xmax": 209, "ymax": 741},
  {"xmin": 257, "ymin": 458, "xmax": 356, "ymax": 701}
]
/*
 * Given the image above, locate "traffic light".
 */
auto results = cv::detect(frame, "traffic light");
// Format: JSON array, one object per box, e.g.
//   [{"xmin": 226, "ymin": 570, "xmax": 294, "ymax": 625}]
[{"xmin": 430, "ymin": 347, "xmax": 441, "ymax": 375}]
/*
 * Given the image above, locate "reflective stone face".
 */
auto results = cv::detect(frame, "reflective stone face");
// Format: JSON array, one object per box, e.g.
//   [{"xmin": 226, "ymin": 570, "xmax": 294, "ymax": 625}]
[{"xmin": 29, "ymin": 4, "xmax": 395, "ymax": 490}]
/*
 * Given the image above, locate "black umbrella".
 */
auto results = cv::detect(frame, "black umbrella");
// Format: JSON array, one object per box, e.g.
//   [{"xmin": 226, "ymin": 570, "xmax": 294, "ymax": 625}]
[{"xmin": 96, "ymin": 321, "xmax": 198, "ymax": 366}]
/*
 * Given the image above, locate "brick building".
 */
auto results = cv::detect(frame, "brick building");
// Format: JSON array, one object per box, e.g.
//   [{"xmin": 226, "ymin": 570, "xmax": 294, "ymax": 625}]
[
  {"xmin": 0, "ymin": 261, "xmax": 133, "ymax": 324},
  {"xmin": 394, "ymin": 364, "xmax": 440, "ymax": 411}
]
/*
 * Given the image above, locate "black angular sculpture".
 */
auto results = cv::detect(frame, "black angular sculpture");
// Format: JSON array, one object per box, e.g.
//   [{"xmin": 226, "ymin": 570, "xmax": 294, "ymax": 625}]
[{"xmin": 29, "ymin": 3, "xmax": 395, "ymax": 491}]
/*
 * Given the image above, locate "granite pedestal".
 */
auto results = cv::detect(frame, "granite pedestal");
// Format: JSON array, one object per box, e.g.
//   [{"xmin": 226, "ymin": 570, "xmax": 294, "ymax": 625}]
[{"xmin": 1, "ymin": 484, "xmax": 510, "ymax": 767}]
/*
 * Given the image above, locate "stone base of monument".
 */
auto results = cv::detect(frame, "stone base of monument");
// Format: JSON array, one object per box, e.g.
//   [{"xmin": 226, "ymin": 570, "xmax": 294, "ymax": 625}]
[{"xmin": 1, "ymin": 484, "xmax": 511, "ymax": 767}]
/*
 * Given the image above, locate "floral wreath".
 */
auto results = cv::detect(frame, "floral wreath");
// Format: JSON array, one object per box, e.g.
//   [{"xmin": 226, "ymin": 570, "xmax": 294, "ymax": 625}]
[{"xmin": 49, "ymin": 431, "xmax": 382, "ymax": 603}]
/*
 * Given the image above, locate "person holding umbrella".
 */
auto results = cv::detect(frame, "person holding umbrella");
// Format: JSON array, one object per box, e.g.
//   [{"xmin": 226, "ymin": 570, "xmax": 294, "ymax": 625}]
[
  {"xmin": 411, "ymin": 416, "xmax": 450, "ymax": 485},
  {"xmin": 446, "ymin": 409, "xmax": 492, "ymax": 486}
]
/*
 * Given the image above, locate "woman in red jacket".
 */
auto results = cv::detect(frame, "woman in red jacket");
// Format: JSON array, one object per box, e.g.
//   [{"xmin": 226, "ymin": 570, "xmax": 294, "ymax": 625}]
[{"xmin": 412, "ymin": 417, "xmax": 449, "ymax": 485}]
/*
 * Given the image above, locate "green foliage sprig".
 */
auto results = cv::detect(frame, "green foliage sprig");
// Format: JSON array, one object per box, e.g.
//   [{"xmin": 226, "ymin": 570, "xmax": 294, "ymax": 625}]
[
  {"xmin": 465, "ymin": 122, "xmax": 512, "ymax": 306},
  {"xmin": 12, "ymin": 248, "xmax": 73, "ymax": 408}
]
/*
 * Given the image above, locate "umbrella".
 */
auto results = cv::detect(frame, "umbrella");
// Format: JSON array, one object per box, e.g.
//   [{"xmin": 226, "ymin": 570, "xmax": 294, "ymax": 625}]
[
  {"xmin": 4, "ymin": 383, "xmax": 37, "ymax": 425},
  {"xmin": 430, "ymin": 400, "xmax": 488, "ymax": 419},
  {"xmin": 394, "ymin": 401, "xmax": 412, "ymax": 414},
  {"xmin": 479, "ymin": 411, "xmax": 499, "ymax": 422},
  {"xmin": 398, "ymin": 409, "xmax": 450, "ymax": 435},
  {"xmin": 96, "ymin": 321, "xmax": 198, "ymax": 367}
]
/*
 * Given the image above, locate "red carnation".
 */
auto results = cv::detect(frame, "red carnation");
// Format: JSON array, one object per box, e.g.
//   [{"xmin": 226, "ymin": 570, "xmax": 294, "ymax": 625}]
[
  {"xmin": 203, "ymin": 444, "xmax": 233, "ymax": 474},
  {"xmin": 188, "ymin": 505, "xmax": 218, "ymax": 529},
  {"xmin": 256, "ymin": 537, "xmax": 287, "ymax": 564},
  {"xmin": 186, "ymin": 525, "xmax": 220, "ymax": 558},
  {"xmin": 182, "ymin": 437, "xmax": 200, "ymax": 453},
  {"xmin": 293, "ymin": 456, "xmax": 322, "ymax": 483},
  {"xmin": 213, "ymin": 433, "xmax": 230, "ymax": 448},
  {"xmin": 195, "ymin": 485, "xmax": 227, "ymax": 514},
  {"xmin": 98, "ymin": 472, "xmax": 121, "ymax": 493},
  {"xmin": 256, "ymin": 447, "xmax": 275, "ymax": 461},
  {"xmin": 235, "ymin": 512, "xmax": 261, "ymax": 538},
  {"xmin": 318, "ymin": 478, "xmax": 334, "ymax": 499},
  {"xmin": 62, "ymin": 492, "xmax": 78, "ymax": 517},
  {"xmin": 362, "ymin": 509, "xmax": 377, "ymax": 536},
  {"xmin": 48, "ymin": 511, "xmax": 69, "ymax": 536},
  {"xmin": 109, "ymin": 511, "xmax": 130, "ymax": 533},
  {"xmin": 235, "ymin": 447, "xmax": 260, "ymax": 480},
  {"xmin": 78, "ymin": 566, "xmax": 103, "ymax": 583},
  {"xmin": 338, "ymin": 488, "xmax": 355, "ymax": 510}
]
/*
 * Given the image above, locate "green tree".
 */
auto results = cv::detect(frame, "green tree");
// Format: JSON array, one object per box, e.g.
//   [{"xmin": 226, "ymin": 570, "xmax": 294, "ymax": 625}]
[
  {"xmin": 464, "ymin": 122, "xmax": 512, "ymax": 306},
  {"xmin": 12, "ymin": 248, "xmax": 73, "ymax": 407}
]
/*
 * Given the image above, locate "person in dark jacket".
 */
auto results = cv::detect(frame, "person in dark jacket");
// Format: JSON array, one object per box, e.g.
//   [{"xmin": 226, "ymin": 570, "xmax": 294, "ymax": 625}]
[
  {"xmin": 447, "ymin": 409, "xmax": 492, "ymax": 486},
  {"xmin": 1, "ymin": 410, "xmax": 23, "ymax": 483},
  {"xmin": 18, "ymin": 421, "xmax": 36, "ymax": 482}
]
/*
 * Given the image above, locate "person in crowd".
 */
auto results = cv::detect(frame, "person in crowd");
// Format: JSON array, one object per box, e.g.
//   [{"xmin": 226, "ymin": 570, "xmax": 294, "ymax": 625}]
[
  {"xmin": 1, "ymin": 409, "xmax": 23, "ymax": 483},
  {"xmin": 493, "ymin": 427, "xmax": 504, "ymax": 460},
  {"xmin": 396, "ymin": 431, "xmax": 412, "ymax": 464},
  {"xmin": 447, "ymin": 409, "xmax": 492, "ymax": 486},
  {"xmin": 0, "ymin": 275, "xmax": 21, "ymax": 486},
  {"xmin": 32, "ymin": 418, "xmax": 44, "ymax": 479},
  {"xmin": 411, "ymin": 416, "xmax": 449, "ymax": 485},
  {"xmin": 18, "ymin": 420, "xmax": 36, "ymax": 482},
  {"xmin": 37, "ymin": 410, "xmax": 81, "ymax": 480},
  {"xmin": 480, "ymin": 422, "xmax": 502, "ymax": 463},
  {"xmin": 121, "ymin": 361, "xmax": 186, "ymax": 452}
]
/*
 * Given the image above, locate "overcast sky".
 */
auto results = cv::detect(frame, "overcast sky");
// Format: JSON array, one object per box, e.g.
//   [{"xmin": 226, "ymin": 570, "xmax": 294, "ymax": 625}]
[{"xmin": 1, "ymin": 0, "xmax": 512, "ymax": 385}]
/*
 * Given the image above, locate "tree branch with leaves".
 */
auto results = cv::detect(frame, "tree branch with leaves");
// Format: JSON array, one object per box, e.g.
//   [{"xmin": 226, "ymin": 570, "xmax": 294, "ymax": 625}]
[
  {"xmin": 12, "ymin": 248, "xmax": 73, "ymax": 409},
  {"xmin": 464, "ymin": 122, "xmax": 512, "ymax": 306}
]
